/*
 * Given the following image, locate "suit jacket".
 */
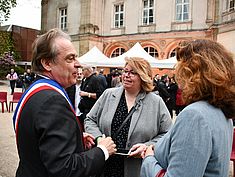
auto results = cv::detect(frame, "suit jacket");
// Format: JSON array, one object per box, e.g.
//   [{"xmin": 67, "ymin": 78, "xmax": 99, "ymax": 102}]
[
  {"xmin": 84, "ymin": 86, "xmax": 172, "ymax": 177},
  {"xmin": 16, "ymin": 80, "xmax": 105, "ymax": 177},
  {"xmin": 79, "ymin": 73, "xmax": 103, "ymax": 113},
  {"xmin": 66, "ymin": 84, "xmax": 76, "ymax": 107}
]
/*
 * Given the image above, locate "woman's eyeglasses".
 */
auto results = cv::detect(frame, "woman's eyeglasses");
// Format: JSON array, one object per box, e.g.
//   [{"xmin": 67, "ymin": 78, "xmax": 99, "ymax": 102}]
[{"xmin": 122, "ymin": 69, "xmax": 137, "ymax": 77}]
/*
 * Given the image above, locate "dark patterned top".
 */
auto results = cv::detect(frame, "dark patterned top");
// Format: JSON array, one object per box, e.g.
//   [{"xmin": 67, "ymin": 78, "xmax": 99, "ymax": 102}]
[{"xmin": 104, "ymin": 91, "xmax": 133, "ymax": 177}]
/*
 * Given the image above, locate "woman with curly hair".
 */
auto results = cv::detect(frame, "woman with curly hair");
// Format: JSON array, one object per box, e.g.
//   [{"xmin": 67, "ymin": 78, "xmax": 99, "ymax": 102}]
[{"xmin": 141, "ymin": 39, "xmax": 235, "ymax": 177}]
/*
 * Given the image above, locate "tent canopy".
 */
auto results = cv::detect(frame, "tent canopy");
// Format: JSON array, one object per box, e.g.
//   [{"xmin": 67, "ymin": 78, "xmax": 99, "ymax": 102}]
[
  {"xmin": 104, "ymin": 43, "xmax": 177, "ymax": 68},
  {"xmin": 78, "ymin": 43, "xmax": 177, "ymax": 69},
  {"xmin": 78, "ymin": 46, "xmax": 109, "ymax": 66}
]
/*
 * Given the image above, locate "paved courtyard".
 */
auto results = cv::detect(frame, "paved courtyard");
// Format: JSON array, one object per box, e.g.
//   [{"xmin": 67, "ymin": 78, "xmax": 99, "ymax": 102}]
[
  {"xmin": 0, "ymin": 80, "xmax": 234, "ymax": 177},
  {"xmin": 0, "ymin": 81, "xmax": 20, "ymax": 177}
]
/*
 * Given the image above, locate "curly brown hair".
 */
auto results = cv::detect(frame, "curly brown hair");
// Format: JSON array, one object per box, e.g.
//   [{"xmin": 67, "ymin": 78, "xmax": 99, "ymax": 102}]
[{"xmin": 175, "ymin": 39, "xmax": 235, "ymax": 118}]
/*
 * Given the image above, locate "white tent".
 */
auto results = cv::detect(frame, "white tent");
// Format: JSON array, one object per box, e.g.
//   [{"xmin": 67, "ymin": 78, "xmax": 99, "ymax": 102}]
[
  {"xmin": 78, "ymin": 46, "xmax": 109, "ymax": 66},
  {"xmin": 103, "ymin": 42, "xmax": 159, "ymax": 67},
  {"xmin": 154, "ymin": 56, "xmax": 177, "ymax": 69},
  {"xmin": 104, "ymin": 42, "xmax": 177, "ymax": 68},
  {"xmin": 78, "ymin": 43, "xmax": 177, "ymax": 69}
]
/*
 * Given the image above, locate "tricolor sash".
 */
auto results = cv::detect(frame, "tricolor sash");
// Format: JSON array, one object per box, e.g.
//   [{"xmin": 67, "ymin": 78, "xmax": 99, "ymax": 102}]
[{"xmin": 13, "ymin": 78, "xmax": 83, "ymax": 145}]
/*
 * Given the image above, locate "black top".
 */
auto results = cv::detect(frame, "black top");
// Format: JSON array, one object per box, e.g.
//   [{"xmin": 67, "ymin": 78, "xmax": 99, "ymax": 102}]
[{"xmin": 104, "ymin": 91, "xmax": 133, "ymax": 177}]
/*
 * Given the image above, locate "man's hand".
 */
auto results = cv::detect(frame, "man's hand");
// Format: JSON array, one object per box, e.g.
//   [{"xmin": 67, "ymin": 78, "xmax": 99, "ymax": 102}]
[
  {"xmin": 83, "ymin": 132, "xmax": 95, "ymax": 149},
  {"xmin": 79, "ymin": 91, "xmax": 88, "ymax": 97},
  {"xmin": 97, "ymin": 135, "xmax": 117, "ymax": 156}
]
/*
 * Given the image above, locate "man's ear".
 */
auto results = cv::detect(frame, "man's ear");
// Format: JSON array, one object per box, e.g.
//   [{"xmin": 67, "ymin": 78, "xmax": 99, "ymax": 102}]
[{"xmin": 41, "ymin": 59, "xmax": 52, "ymax": 71}]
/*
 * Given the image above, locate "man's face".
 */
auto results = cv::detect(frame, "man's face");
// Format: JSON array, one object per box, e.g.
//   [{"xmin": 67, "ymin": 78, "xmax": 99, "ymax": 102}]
[
  {"xmin": 82, "ymin": 68, "xmax": 91, "ymax": 78},
  {"xmin": 77, "ymin": 68, "xmax": 83, "ymax": 81},
  {"xmin": 49, "ymin": 38, "xmax": 80, "ymax": 88}
]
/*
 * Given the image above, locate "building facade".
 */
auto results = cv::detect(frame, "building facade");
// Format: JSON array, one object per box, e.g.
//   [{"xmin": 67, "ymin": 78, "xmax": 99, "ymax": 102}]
[
  {"xmin": 0, "ymin": 25, "xmax": 40, "ymax": 63},
  {"xmin": 41, "ymin": 0, "xmax": 235, "ymax": 71}
]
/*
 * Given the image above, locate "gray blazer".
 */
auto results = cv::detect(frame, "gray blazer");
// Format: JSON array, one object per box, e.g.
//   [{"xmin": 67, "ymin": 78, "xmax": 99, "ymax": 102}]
[
  {"xmin": 141, "ymin": 101, "xmax": 233, "ymax": 177},
  {"xmin": 85, "ymin": 86, "xmax": 172, "ymax": 177}
]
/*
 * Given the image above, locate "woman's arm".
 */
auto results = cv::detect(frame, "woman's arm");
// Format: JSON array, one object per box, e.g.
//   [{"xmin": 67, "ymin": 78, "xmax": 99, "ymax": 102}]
[{"xmin": 84, "ymin": 92, "xmax": 106, "ymax": 138}]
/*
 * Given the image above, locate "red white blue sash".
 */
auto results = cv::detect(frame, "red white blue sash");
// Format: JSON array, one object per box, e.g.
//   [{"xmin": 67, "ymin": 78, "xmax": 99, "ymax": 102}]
[{"xmin": 13, "ymin": 78, "xmax": 77, "ymax": 137}]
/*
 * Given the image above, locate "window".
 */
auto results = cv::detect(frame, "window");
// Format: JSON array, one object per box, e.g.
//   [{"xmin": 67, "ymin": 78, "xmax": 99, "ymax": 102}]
[
  {"xmin": 59, "ymin": 8, "xmax": 67, "ymax": 30},
  {"xmin": 170, "ymin": 49, "xmax": 176, "ymax": 57},
  {"xmin": 227, "ymin": 0, "xmax": 235, "ymax": 11},
  {"xmin": 114, "ymin": 4, "xmax": 124, "ymax": 28},
  {"xmin": 144, "ymin": 46, "xmax": 158, "ymax": 58},
  {"xmin": 111, "ymin": 48, "xmax": 125, "ymax": 57},
  {"xmin": 175, "ymin": 0, "xmax": 189, "ymax": 21},
  {"xmin": 142, "ymin": 0, "xmax": 154, "ymax": 25}
]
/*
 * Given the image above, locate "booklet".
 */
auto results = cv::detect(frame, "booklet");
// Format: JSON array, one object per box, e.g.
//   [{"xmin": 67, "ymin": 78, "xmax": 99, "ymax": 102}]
[{"xmin": 115, "ymin": 149, "xmax": 131, "ymax": 156}]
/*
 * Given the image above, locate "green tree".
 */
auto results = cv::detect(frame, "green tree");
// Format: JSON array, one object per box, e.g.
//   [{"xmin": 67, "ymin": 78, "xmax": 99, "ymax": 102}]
[
  {"xmin": 0, "ymin": 30, "xmax": 20, "ymax": 60},
  {"xmin": 0, "ymin": 0, "xmax": 17, "ymax": 24}
]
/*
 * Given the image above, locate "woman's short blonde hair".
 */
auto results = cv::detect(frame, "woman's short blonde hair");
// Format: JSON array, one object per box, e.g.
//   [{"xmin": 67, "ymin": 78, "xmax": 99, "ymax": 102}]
[
  {"xmin": 124, "ymin": 57, "xmax": 154, "ymax": 93},
  {"xmin": 175, "ymin": 39, "xmax": 235, "ymax": 118}
]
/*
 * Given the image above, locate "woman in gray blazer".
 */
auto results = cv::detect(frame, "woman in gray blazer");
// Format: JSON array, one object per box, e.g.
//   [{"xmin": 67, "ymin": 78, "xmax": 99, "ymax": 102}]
[
  {"xmin": 141, "ymin": 39, "xmax": 235, "ymax": 177},
  {"xmin": 85, "ymin": 57, "xmax": 172, "ymax": 177}
]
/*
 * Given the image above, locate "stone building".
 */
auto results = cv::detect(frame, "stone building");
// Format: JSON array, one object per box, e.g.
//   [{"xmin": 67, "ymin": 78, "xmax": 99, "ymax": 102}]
[{"xmin": 41, "ymin": 0, "xmax": 235, "ymax": 73}]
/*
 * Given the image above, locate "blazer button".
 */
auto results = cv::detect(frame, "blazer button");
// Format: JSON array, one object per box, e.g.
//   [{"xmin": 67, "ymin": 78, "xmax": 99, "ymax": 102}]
[{"xmin": 127, "ymin": 143, "xmax": 131, "ymax": 147}]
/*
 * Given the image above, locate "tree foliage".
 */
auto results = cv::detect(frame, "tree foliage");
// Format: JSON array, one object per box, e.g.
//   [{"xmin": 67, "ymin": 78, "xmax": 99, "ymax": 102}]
[
  {"xmin": 0, "ymin": 31, "xmax": 13, "ymax": 54},
  {"xmin": 0, "ymin": 51, "xmax": 15, "ymax": 79},
  {"xmin": 0, "ymin": 30, "xmax": 20, "ymax": 60},
  {"xmin": 0, "ymin": 0, "xmax": 17, "ymax": 23}
]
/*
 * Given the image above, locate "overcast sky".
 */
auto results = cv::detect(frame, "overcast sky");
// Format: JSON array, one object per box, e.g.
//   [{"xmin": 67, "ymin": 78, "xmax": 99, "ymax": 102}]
[{"xmin": 2, "ymin": 0, "xmax": 41, "ymax": 30}]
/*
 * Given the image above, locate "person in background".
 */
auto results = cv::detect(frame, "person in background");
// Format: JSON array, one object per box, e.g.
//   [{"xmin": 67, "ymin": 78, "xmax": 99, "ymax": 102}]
[
  {"xmin": 85, "ymin": 57, "xmax": 172, "ymax": 177},
  {"xmin": 153, "ymin": 74, "xmax": 160, "ymax": 88},
  {"xmin": 166, "ymin": 76, "xmax": 178, "ymax": 118},
  {"xmin": 175, "ymin": 87, "xmax": 186, "ymax": 115},
  {"xmin": 111, "ymin": 71, "xmax": 121, "ymax": 88},
  {"xmin": 23, "ymin": 68, "xmax": 35, "ymax": 91},
  {"xmin": 66, "ymin": 67, "xmax": 84, "ymax": 124},
  {"xmin": 13, "ymin": 28, "xmax": 116, "ymax": 177},
  {"xmin": 154, "ymin": 74, "xmax": 170, "ymax": 104},
  {"xmin": 6, "ymin": 68, "xmax": 18, "ymax": 95},
  {"xmin": 141, "ymin": 39, "xmax": 235, "ymax": 177},
  {"xmin": 111, "ymin": 76, "xmax": 122, "ymax": 88},
  {"xmin": 97, "ymin": 68, "xmax": 108, "ymax": 90},
  {"xmin": 105, "ymin": 72, "xmax": 113, "ymax": 88},
  {"xmin": 79, "ymin": 65, "xmax": 104, "ymax": 127}
]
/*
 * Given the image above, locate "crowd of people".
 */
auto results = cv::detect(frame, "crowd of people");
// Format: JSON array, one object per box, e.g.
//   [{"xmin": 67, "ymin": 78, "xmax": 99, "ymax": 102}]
[
  {"xmin": 12, "ymin": 28, "xmax": 235, "ymax": 177},
  {"xmin": 6, "ymin": 68, "xmax": 35, "ymax": 94}
]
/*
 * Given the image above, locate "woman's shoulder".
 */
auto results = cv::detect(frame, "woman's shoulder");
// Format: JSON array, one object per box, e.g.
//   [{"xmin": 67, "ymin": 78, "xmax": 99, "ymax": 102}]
[
  {"xmin": 103, "ymin": 86, "xmax": 123, "ymax": 95},
  {"xmin": 176, "ymin": 101, "xmax": 228, "ymax": 128},
  {"xmin": 145, "ymin": 91, "xmax": 164, "ymax": 102},
  {"xmin": 184, "ymin": 101, "xmax": 220, "ymax": 115}
]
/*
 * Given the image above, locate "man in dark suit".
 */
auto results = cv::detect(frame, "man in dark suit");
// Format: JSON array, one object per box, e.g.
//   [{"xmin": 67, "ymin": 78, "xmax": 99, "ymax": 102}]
[
  {"xmin": 97, "ymin": 68, "xmax": 107, "ymax": 90},
  {"xmin": 79, "ymin": 65, "xmax": 104, "ymax": 126},
  {"xmin": 13, "ymin": 28, "xmax": 116, "ymax": 177},
  {"xmin": 66, "ymin": 67, "xmax": 83, "ymax": 116}
]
